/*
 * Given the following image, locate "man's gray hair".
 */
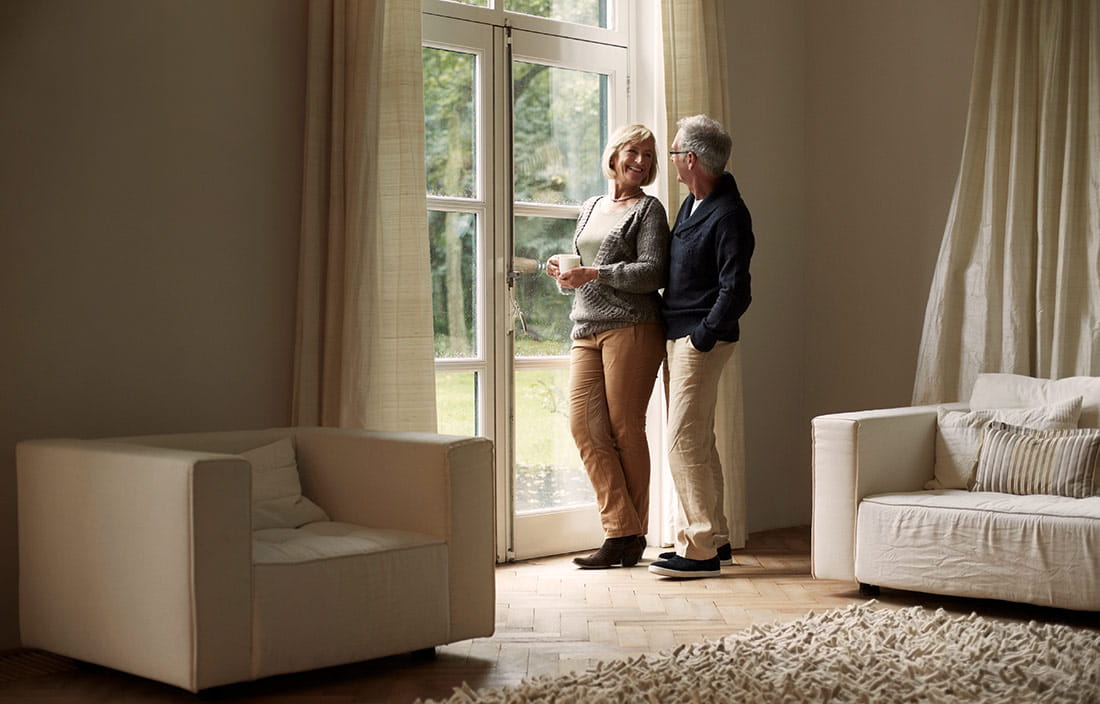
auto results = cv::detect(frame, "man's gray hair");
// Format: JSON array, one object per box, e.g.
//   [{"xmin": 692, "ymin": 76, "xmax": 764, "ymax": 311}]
[{"xmin": 676, "ymin": 114, "xmax": 731, "ymax": 176}]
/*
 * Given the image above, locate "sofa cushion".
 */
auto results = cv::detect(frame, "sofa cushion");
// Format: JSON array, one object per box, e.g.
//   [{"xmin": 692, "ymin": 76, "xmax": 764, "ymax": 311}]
[
  {"xmin": 241, "ymin": 437, "xmax": 329, "ymax": 530},
  {"xmin": 970, "ymin": 373, "xmax": 1100, "ymax": 428},
  {"xmin": 855, "ymin": 490, "xmax": 1100, "ymax": 611},
  {"xmin": 972, "ymin": 422, "xmax": 1100, "ymax": 498},
  {"xmin": 928, "ymin": 397, "xmax": 1082, "ymax": 489}
]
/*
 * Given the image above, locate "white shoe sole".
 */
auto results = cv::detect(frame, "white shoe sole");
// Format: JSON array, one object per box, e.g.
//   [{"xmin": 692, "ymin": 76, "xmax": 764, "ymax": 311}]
[{"xmin": 648, "ymin": 564, "xmax": 721, "ymax": 578}]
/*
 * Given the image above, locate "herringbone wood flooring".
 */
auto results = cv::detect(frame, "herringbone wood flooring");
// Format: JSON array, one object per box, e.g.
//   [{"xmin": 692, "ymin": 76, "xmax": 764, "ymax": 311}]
[{"xmin": 1, "ymin": 526, "xmax": 1096, "ymax": 703}]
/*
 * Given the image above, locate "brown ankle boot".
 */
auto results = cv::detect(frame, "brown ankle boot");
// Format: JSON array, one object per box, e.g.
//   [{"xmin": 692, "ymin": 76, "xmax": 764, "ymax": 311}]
[
  {"xmin": 623, "ymin": 535, "xmax": 646, "ymax": 566},
  {"xmin": 576, "ymin": 536, "xmax": 638, "ymax": 567},
  {"xmin": 573, "ymin": 536, "xmax": 643, "ymax": 569}
]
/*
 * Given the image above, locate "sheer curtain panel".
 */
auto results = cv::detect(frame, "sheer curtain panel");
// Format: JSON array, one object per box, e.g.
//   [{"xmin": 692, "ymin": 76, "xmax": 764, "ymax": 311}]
[
  {"xmin": 660, "ymin": 0, "xmax": 748, "ymax": 549},
  {"xmin": 293, "ymin": 0, "xmax": 437, "ymax": 432},
  {"xmin": 913, "ymin": 0, "xmax": 1100, "ymax": 404}
]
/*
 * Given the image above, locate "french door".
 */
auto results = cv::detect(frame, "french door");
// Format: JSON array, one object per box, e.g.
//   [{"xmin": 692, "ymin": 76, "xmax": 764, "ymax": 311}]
[{"xmin": 423, "ymin": 10, "xmax": 629, "ymax": 561}]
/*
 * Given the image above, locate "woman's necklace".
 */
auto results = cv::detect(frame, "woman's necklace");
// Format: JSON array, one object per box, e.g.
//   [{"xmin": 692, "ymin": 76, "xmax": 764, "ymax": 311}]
[{"xmin": 610, "ymin": 190, "xmax": 643, "ymax": 202}]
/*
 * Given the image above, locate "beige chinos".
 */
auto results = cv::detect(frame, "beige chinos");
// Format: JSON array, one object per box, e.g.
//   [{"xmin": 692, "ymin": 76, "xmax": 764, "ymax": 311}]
[
  {"xmin": 569, "ymin": 322, "xmax": 666, "ymax": 539},
  {"xmin": 664, "ymin": 336, "xmax": 736, "ymax": 560}
]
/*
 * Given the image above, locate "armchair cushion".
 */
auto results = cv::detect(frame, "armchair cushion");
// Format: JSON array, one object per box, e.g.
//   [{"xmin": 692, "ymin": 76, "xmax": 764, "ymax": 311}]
[
  {"xmin": 251, "ymin": 521, "xmax": 448, "ymax": 678},
  {"xmin": 241, "ymin": 437, "xmax": 328, "ymax": 530},
  {"xmin": 252, "ymin": 522, "xmax": 442, "ymax": 564}
]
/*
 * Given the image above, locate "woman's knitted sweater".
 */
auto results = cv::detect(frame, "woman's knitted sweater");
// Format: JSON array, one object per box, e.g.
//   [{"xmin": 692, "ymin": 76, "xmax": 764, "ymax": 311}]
[{"xmin": 568, "ymin": 194, "xmax": 670, "ymax": 339}]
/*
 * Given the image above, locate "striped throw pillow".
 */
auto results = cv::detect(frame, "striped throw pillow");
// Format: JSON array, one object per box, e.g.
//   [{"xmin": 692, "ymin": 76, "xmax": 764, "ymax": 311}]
[{"xmin": 971, "ymin": 422, "xmax": 1100, "ymax": 498}]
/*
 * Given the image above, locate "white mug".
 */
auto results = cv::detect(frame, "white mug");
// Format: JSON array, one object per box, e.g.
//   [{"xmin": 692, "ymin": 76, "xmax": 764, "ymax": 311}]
[
  {"xmin": 557, "ymin": 254, "xmax": 581, "ymax": 273},
  {"xmin": 556, "ymin": 254, "xmax": 582, "ymax": 295}
]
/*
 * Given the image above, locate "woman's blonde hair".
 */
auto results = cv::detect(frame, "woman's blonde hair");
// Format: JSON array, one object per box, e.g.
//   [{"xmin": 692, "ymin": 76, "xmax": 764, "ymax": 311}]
[{"xmin": 601, "ymin": 124, "xmax": 659, "ymax": 187}]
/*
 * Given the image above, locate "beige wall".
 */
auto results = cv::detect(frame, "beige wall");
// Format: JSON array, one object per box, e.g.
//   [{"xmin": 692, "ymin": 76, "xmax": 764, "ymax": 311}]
[
  {"xmin": 726, "ymin": 1, "xmax": 809, "ymax": 532},
  {"xmin": 0, "ymin": 0, "xmax": 308, "ymax": 647},
  {"xmin": 803, "ymin": 0, "xmax": 979, "ymax": 418},
  {"xmin": 728, "ymin": 0, "xmax": 979, "ymax": 532}
]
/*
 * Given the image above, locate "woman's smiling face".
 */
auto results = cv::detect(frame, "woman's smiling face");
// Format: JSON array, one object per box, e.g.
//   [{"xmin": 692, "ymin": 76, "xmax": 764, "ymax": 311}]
[{"xmin": 612, "ymin": 137, "xmax": 656, "ymax": 189}]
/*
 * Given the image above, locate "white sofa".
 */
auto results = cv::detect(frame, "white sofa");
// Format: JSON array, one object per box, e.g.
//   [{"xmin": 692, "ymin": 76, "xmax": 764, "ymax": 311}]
[
  {"xmin": 17, "ymin": 427, "xmax": 495, "ymax": 692},
  {"xmin": 812, "ymin": 373, "xmax": 1100, "ymax": 612}
]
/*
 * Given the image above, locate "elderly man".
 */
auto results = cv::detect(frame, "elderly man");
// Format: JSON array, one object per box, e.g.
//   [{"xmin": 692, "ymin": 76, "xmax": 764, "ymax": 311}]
[{"xmin": 650, "ymin": 114, "xmax": 755, "ymax": 579}]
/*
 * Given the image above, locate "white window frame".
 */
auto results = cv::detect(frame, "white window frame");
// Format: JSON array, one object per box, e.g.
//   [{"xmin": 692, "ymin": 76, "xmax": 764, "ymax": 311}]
[{"xmin": 423, "ymin": 0, "xmax": 629, "ymax": 47}]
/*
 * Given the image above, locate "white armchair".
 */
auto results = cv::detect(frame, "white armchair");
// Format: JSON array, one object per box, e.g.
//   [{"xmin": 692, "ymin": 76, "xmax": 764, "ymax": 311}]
[{"xmin": 17, "ymin": 427, "xmax": 495, "ymax": 693}]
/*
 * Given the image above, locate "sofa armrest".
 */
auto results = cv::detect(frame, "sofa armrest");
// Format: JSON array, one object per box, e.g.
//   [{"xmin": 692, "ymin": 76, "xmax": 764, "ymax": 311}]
[
  {"xmin": 810, "ymin": 403, "xmax": 962, "ymax": 582},
  {"xmin": 16, "ymin": 439, "xmax": 252, "ymax": 692},
  {"xmin": 293, "ymin": 428, "xmax": 495, "ymax": 641}
]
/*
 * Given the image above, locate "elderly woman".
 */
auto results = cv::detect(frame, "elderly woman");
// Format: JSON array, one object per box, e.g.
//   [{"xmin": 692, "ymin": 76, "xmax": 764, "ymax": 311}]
[{"xmin": 546, "ymin": 124, "xmax": 669, "ymax": 569}]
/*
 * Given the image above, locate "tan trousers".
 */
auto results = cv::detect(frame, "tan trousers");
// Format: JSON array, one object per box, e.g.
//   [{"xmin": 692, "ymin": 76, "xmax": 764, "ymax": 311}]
[
  {"xmin": 569, "ymin": 323, "xmax": 666, "ymax": 538},
  {"xmin": 664, "ymin": 336, "xmax": 737, "ymax": 560}
]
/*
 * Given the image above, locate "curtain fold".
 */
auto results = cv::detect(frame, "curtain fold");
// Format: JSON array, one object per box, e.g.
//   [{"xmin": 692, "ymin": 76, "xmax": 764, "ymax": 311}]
[
  {"xmin": 913, "ymin": 0, "xmax": 1100, "ymax": 404},
  {"xmin": 293, "ymin": 0, "xmax": 437, "ymax": 432},
  {"xmin": 660, "ymin": 0, "xmax": 747, "ymax": 549}
]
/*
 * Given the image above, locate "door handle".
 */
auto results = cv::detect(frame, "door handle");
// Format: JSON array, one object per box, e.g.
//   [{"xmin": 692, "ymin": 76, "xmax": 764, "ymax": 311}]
[{"xmin": 507, "ymin": 256, "xmax": 541, "ymax": 284}]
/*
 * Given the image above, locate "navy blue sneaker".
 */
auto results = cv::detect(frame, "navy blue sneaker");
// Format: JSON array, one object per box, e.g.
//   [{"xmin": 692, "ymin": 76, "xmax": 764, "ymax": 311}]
[
  {"xmin": 658, "ymin": 543, "xmax": 734, "ymax": 566},
  {"xmin": 648, "ymin": 554, "xmax": 721, "ymax": 578}
]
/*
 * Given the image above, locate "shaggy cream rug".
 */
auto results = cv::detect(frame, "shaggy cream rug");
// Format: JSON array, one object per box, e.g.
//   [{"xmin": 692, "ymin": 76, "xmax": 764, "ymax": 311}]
[{"xmin": 422, "ymin": 603, "xmax": 1100, "ymax": 703}]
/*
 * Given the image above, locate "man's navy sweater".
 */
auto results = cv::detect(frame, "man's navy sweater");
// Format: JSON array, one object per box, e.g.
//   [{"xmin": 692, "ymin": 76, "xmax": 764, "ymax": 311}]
[{"xmin": 661, "ymin": 172, "xmax": 754, "ymax": 351}]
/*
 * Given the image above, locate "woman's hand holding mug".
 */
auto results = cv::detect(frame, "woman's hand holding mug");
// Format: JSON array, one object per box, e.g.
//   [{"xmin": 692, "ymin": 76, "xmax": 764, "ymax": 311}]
[{"xmin": 550, "ymin": 254, "xmax": 582, "ymax": 293}]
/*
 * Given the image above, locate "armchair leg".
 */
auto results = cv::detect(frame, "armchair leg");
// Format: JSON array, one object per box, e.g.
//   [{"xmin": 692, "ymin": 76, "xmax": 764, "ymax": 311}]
[{"xmin": 858, "ymin": 582, "xmax": 880, "ymax": 597}]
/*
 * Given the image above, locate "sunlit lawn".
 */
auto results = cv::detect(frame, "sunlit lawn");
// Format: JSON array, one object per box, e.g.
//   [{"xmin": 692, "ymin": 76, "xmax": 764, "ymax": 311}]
[{"xmin": 435, "ymin": 341, "xmax": 595, "ymax": 511}]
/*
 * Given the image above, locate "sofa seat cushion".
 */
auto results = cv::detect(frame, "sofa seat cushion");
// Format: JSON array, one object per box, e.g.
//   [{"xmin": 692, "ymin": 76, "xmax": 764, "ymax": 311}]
[
  {"xmin": 862, "ymin": 489, "xmax": 1100, "ymax": 519},
  {"xmin": 251, "ymin": 522, "xmax": 449, "ymax": 679},
  {"xmin": 855, "ymin": 490, "xmax": 1100, "ymax": 611}
]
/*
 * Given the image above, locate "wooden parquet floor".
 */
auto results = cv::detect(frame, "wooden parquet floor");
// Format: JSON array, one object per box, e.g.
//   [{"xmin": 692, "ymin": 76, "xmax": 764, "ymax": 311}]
[{"xmin": 1, "ymin": 525, "xmax": 1096, "ymax": 703}]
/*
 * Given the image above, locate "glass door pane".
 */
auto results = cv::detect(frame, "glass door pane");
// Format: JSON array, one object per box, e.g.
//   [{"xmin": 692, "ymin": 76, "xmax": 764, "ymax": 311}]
[
  {"xmin": 511, "ymin": 215, "xmax": 574, "ymax": 356},
  {"xmin": 423, "ymin": 48, "xmax": 477, "ymax": 200},
  {"xmin": 428, "ymin": 210, "xmax": 477, "ymax": 359},
  {"xmin": 435, "ymin": 371, "xmax": 478, "ymax": 437},
  {"xmin": 512, "ymin": 61, "xmax": 607, "ymax": 205}
]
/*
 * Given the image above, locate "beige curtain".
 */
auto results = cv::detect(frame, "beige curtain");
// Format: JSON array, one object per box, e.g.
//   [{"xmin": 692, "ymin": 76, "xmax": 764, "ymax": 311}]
[
  {"xmin": 661, "ymin": 0, "xmax": 748, "ymax": 549},
  {"xmin": 914, "ymin": 0, "xmax": 1100, "ymax": 404},
  {"xmin": 293, "ymin": 0, "xmax": 437, "ymax": 432}
]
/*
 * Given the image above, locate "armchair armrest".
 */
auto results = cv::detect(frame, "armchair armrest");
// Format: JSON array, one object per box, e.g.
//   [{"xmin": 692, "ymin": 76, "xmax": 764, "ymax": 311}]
[
  {"xmin": 17, "ymin": 439, "xmax": 252, "ymax": 692},
  {"xmin": 293, "ymin": 428, "xmax": 495, "ymax": 641},
  {"xmin": 810, "ymin": 403, "xmax": 963, "ymax": 582}
]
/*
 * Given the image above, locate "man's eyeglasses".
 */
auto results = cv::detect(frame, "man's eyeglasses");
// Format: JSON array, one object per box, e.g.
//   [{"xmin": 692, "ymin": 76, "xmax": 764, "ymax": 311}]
[{"xmin": 668, "ymin": 150, "xmax": 691, "ymax": 159}]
